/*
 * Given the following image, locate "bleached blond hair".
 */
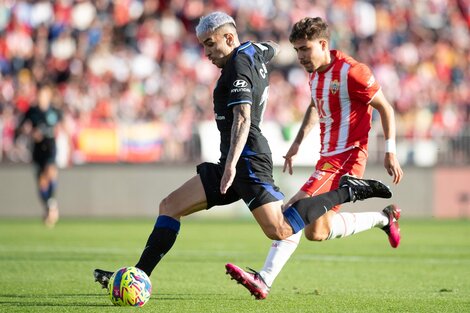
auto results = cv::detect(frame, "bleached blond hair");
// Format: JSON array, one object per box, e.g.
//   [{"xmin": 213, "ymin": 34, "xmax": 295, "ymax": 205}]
[{"xmin": 195, "ymin": 11, "xmax": 236, "ymax": 37}]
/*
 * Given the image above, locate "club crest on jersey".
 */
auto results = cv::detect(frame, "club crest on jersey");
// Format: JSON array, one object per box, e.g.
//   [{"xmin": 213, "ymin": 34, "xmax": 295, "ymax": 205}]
[{"xmin": 330, "ymin": 79, "xmax": 340, "ymax": 94}]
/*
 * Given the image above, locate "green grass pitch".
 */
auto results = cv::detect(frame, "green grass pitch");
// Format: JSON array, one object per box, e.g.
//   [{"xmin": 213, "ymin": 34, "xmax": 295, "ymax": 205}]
[{"xmin": 1, "ymin": 218, "xmax": 469, "ymax": 312}]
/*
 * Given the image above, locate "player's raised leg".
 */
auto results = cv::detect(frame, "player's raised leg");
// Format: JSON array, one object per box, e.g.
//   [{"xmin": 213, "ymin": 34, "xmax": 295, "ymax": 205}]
[
  {"xmin": 94, "ymin": 174, "xmax": 208, "ymax": 289},
  {"xmin": 226, "ymin": 175, "xmax": 392, "ymax": 298}
]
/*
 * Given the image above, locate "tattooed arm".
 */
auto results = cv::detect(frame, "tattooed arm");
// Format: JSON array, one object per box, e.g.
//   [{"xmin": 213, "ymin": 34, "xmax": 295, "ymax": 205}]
[{"xmin": 220, "ymin": 104, "xmax": 251, "ymax": 194}]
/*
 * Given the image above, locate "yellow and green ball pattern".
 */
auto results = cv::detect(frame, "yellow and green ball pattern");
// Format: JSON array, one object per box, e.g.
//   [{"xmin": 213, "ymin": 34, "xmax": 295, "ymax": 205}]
[{"xmin": 109, "ymin": 266, "xmax": 152, "ymax": 307}]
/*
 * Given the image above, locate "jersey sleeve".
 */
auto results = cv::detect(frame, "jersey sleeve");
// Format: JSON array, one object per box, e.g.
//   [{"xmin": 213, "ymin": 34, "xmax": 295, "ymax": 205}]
[
  {"xmin": 348, "ymin": 63, "xmax": 380, "ymax": 104},
  {"xmin": 253, "ymin": 42, "xmax": 275, "ymax": 63},
  {"xmin": 226, "ymin": 54, "xmax": 254, "ymax": 107}
]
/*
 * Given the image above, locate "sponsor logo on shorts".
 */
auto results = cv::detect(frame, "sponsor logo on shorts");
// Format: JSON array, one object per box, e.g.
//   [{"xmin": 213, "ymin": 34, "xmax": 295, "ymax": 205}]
[
  {"xmin": 305, "ymin": 170, "xmax": 325, "ymax": 185},
  {"xmin": 247, "ymin": 197, "xmax": 256, "ymax": 207},
  {"xmin": 312, "ymin": 170, "xmax": 326, "ymax": 180}
]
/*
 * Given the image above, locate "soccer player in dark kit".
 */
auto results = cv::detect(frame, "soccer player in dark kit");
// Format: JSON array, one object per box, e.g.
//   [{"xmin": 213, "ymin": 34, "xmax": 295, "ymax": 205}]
[
  {"xmin": 15, "ymin": 83, "xmax": 62, "ymax": 227},
  {"xmin": 93, "ymin": 12, "xmax": 392, "ymax": 293}
]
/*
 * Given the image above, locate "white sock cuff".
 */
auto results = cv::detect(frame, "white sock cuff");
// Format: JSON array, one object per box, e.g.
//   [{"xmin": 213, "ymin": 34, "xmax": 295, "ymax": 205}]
[{"xmin": 260, "ymin": 231, "xmax": 302, "ymax": 286}]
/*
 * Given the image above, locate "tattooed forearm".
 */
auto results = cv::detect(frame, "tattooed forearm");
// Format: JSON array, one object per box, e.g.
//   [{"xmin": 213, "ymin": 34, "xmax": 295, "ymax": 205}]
[{"xmin": 226, "ymin": 104, "xmax": 251, "ymax": 168}]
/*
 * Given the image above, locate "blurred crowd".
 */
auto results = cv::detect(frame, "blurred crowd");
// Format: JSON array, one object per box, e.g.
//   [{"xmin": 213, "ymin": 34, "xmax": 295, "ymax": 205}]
[{"xmin": 0, "ymin": 0, "xmax": 469, "ymax": 164}]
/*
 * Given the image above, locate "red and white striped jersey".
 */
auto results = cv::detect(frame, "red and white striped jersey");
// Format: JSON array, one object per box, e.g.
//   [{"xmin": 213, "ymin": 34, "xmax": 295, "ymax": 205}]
[{"xmin": 309, "ymin": 50, "xmax": 380, "ymax": 156}]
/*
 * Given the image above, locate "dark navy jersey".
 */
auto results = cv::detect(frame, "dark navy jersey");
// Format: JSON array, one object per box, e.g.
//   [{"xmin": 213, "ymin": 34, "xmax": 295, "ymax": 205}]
[
  {"xmin": 213, "ymin": 41, "xmax": 275, "ymax": 160},
  {"xmin": 18, "ymin": 105, "xmax": 62, "ymax": 144}
]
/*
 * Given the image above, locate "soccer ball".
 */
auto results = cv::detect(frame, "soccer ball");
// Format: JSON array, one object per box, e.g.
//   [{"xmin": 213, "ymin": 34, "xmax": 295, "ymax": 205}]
[{"xmin": 108, "ymin": 266, "xmax": 152, "ymax": 307}]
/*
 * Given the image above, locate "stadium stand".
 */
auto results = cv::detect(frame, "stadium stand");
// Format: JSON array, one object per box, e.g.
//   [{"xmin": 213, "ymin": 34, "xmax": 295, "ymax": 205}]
[{"xmin": 0, "ymin": 0, "xmax": 468, "ymax": 166}]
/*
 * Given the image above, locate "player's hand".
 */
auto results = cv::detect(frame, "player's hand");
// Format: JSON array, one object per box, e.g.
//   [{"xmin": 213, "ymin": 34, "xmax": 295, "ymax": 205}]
[
  {"xmin": 220, "ymin": 166, "xmax": 236, "ymax": 194},
  {"xmin": 32, "ymin": 128, "xmax": 44, "ymax": 142},
  {"xmin": 384, "ymin": 153, "xmax": 403, "ymax": 184},
  {"xmin": 283, "ymin": 142, "xmax": 301, "ymax": 175}
]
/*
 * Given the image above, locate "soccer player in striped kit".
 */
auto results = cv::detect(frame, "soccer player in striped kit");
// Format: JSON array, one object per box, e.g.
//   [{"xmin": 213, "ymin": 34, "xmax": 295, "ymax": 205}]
[{"xmin": 226, "ymin": 17, "xmax": 404, "ymax": 299}]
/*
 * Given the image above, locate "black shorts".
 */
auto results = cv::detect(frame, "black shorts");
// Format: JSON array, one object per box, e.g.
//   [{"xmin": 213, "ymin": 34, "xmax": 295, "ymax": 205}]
[
  {"xmin": 197, "ymin": 154, "xmax": 284, "ymax": 211},
  {"xmin": 32, "ymin": 140, "xmax": 56, "ymax": 174}
]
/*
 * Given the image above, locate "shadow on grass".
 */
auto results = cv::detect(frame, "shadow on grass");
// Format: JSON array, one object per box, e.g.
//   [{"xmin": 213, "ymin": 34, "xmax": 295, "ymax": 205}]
[
  {"xmin": 154, "ymin": 293, "xmax": 247, "ymax": 301},
  {"xmin": 0, "ymin": 302, "xmax": 109, "ymax": 308},
  {"xmin": 0, "ymin": 294, "xmax": 99, "ymax": 298},
  {"xmin": 0, "ymin": 293, "xmax": 110, "ymax": 307},
  {"xmin": 0, "ymin": 293, "xmax": 246, "ymax": 306}
]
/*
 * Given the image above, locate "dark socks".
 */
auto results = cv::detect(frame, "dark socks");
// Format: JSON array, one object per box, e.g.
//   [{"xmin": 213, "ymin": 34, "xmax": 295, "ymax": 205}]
[
  {"xmin": 283, "ymin": 187, "xmax": 351, "ymax": 232},
  {"xmin": 135, "ymin": 215, "xmax": 180, "ymax": 277},
  {"xmin": 39, "ymin": 185, "xmax": 49, "ymax": 205},
  {"xmin": 38, "ymin": 180, "xmax": 57, "ymax": 210},
  {"xmin": 48, "ymin": 180, "xmax": 57, "ymax": 199}
]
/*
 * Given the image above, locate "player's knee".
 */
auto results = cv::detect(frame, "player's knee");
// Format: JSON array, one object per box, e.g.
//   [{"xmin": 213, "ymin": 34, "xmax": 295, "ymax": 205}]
[
  {"xmin": 158, "ymin": 197, "xmax": 171, "ymax": 216},
  {"xmin": 262, "ymin": 225, "xmax": 290, "ymax": 240},
  {"xmin": 266, "ymin": 232, "xmax": 283, "ymax": 241},
  {"xmin": 159, "ymin": 195, "xmax": 184, "ymax": 219},
  {"xmin": 304, "ymin": 229, "xmax": 329, "ymax": 241},
  {"xmin": 266, "ymin": 232, "xmax": 282, "ymax": 240}
]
